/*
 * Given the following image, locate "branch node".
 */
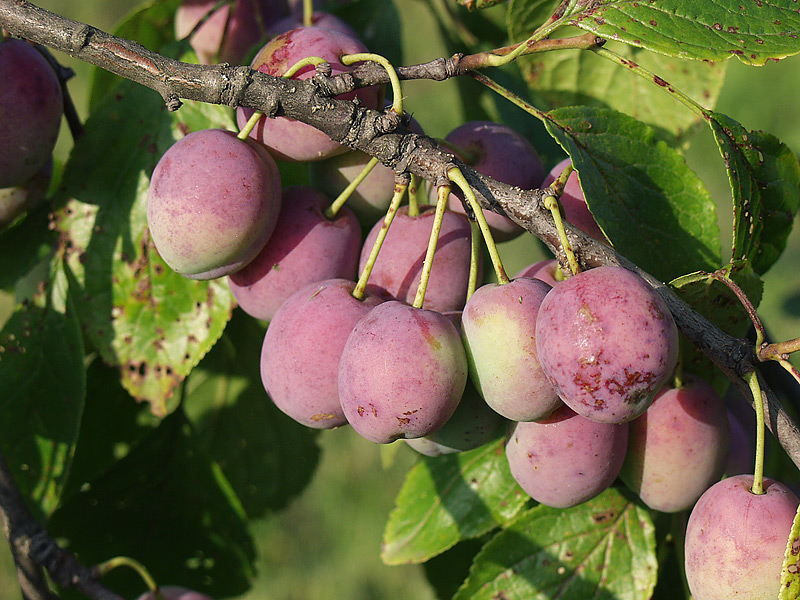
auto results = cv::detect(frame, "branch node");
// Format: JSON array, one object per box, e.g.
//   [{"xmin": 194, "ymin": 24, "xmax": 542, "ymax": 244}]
[
  {"xmin": 69, "ymin": 24, "xmax": 90, "ymax": 53},
  {"xmin": 164, "ymin": 94, "xmax": 182, "ymax": 111},
  {"xmin": 447, "ymin": 54, "xmax": 463, "ymax": 78}
]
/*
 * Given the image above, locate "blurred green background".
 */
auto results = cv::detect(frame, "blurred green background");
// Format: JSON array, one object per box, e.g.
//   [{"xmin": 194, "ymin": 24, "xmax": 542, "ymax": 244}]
[{"xmin": 2, "ymin": 0, "xmax": 800, "ymax": 598}]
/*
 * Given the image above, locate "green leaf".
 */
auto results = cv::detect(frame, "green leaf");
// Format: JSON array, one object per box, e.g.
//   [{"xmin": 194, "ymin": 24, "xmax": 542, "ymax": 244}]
[
  {"xmin": 560, "ymin": 0, "xmax": 800, "ymax": 65},
  {"xmin": 382, "ymin": 438, "xmax": 527, "ymax": 565},
  {"xmin": 507, "ymin": 0, "xmax": 727, "ymax": 145},
  {"xmin": 670, "ymin": 260, "xmax": 763, "ymax": 395},
  {"xmin": 0, "ymin": 259, "xmax": 85, "ymax": 518},
  {"xmin": 542, "ymin": 105, "xmax": 721, "ymax": 282},
  {"xmin": 183, "ymin": 310, "xmax": 321, "ymax": 519},
  {"xmin": 48, "ymin": 411, "xmax": 256, "ymax": 599},
  {"xmin": 780, "ymin": 503, "xmax": 800, "ymax": 600},
  {"xmin": 708, "ymin": 112, "xmax": 800, "ymax": 275},
  {"xmin": 454, "ymin": 487, "xmax": 657, "ymax": 600},
  {"xmin": 54, "ymin": 78, "xmax": 235, "ymax": 417},
  {"xmin": 0, "ymin": 204, "xmax": 56, "ymax": 290}
]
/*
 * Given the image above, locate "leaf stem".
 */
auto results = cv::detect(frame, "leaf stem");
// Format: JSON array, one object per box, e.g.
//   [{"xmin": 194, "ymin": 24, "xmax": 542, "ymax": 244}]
[
  {"xmin": 744, "ymin": 370, "xmax": 765, "ymax": 495},
  {"xmin": 413, "ymin": 185, "xmax": 449, "ymax": 309},
  {"xmin": 706, "ymin": 268, "xmax": 766, "ymax": 350},
  {"xmin": 448, "ymin": 166, "xmax": 509, "ymax": 285},
  {"xmin": 483, "ymin": 15, "xmax": 572, "ymax": 67},
  {"xmin": 342, "ymin": 53, "xmax": 403, "ymax": 116},
  {"xmin": 352, "ymin": 182, "xmax": 407, "ymax": 300},
  {"xmin": 760, "ymin": 337, "xmax": 800, "ymax": 361},
  {"xmin": 468, "ymin": 71, "xmax": 548, "ymax": 123},
  {"xmin": 324, "ymin": 156, "xmax": 380, "ymax": 219},
  {"xmin": 591, "ymin": 46, "xmax": 709, "ymax": 121},
  {"xmin": 93, "ymin": 556, "xmax": 159, "ymax": 596}
]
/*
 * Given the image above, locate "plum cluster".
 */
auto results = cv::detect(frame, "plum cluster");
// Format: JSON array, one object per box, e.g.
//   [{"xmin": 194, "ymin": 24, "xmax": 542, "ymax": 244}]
[
  {"xmin": 145, "ymin": 7, "xmax": 799, "ymax": 599},
  {"xmin": 0, "ymin": 37, "xmax": 62, "ymax": 228}
]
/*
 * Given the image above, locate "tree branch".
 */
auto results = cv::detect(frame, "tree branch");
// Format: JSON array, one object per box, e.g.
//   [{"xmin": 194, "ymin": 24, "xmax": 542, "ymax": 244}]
[{"xmin": 1, "ymin": 0, "xmax": 799, "ymax": 472}]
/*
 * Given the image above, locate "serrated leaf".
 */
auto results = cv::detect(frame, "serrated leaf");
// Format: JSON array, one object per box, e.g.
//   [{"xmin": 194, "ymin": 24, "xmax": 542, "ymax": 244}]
[
  {"xmin": 0, "ymin": 259, "xmax": 85, "ymax": 518},
  {"xmin": 507, "ymin": 0, "xmax": 727, "ymax": 145},
  {"xmin": 54, "ymin": 79, "xmax": 235, "ymax": 417},
  {"xmin": 542, "ymin": 105, "xmax": 720, "ymax": 282},
  {"xmin": 559, "ymin": 0, "xmax": 800, "ymax": 65},
  {"xmin": 183, "ymin": 310, "xmax": 321, "ymax": 519},
  {"xmin": 48, "ymin": 412, "xmax": 256, "ymax": 599},
  {"xmin": 780, "ymin": 503, "xmax": 800, "ymax": 599},
  {"xmin": 670, "ymin": 260, "xmax": 763, "ymax": 395},
  {"xmin": 709, "ymin": 112, "xmax": 800, "ymax": 275},
  {"xmin": 454, "ymin": 487, "xmax": 657, "ymax": 600},
  {"xmin": 382, "ymin": 438, "xmax": 527, "ymax": 565}
]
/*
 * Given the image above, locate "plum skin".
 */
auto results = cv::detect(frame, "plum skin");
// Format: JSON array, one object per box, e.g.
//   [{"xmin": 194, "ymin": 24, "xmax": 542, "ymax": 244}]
[
  {"xmin": 146, "ymin": 129, "xmax": 281, "ymax": 280},
  {"xmin": 136, "ymin": 586, "xmax": 213, "ymax": 600},
  {"xmin": 0, "ymin": 39, "xmax": 63, "ymax": 188},
  {"xmin": 505, "ymin": 405, "xmax": 628, "ymax": 508},
  {"xmin": 338, "ymin": 301, "xmax": 468, "ymax": 444},
  {"xmin": 684, "ymin": 475, "xmax": 799, "ymax": 600},
  {"xmin": 535, "ymin": 265, "xmax": 679, "ymax": 424},
  {"xmin": 620, "ymin": 375, "xmax": 730, "ymax": 513}
]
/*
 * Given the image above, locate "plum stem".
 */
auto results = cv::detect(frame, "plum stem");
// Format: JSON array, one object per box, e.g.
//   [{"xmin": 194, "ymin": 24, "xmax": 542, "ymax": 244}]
[
  {"xmin": 342, "ymin": 53, "xmax": 403, "ymax": 116},
  {"xmin": 408, "ymin": 175, "xmax": 420, "ymax": 217},
  {"xmin": 93, "ymin": 556, "xmax": 159, "ymax": 597},
  {"xmin": 448, "ymin": 166, "xmax": 509, "ymax": 285},
  {"xmin": 543, "ymin": 169, "xmax": 580, "ymax": 276},
  {"xmin": 467, "ymin": 220, "xmax": 480, "ymax": 301},
  {"xmin": 324, "ymin": 156, "xmax": 379, "ymax": 219},
  {"xmin": 237, "ymin": 109, "xmax": 263, "ymax": 140},
  {"xmin": 413, "ymin": 185, "xmax": 449, "ymax": 309},
  {"xmin": 352, "ymin": 181, "xmax": 407, "ymax": 300},
  {"xmin": 283, "ymin": 55, "xmax": 328, "ymax": 78},
  {"xmin": 745, "ymin": 370, "xmax": 766, "ymax": 495},
  {"xmin": 302, "ymin": 0, "xmax": 313, "ymax": 26}
]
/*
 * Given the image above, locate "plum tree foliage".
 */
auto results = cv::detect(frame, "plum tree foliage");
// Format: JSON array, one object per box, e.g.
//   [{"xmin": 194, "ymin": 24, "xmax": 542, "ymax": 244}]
[{"xmin": 3, "ymin": 1, "xmax": 800, "ymax": 599}]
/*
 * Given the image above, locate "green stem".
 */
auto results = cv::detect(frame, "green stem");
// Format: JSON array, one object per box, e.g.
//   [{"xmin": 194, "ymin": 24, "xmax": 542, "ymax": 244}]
[
  {"xmin": 303, "ymin": 0, "xmax": 313, "ymax": 26},
  {"xmin": 468, "ymin": 71, "xmax": 549, "ymax": 123},
  {"xmin": 543, "ymin": 186, "xmax": 580, "ymax": 276},
  {"xmin": 413, "ymin": 185, "xmax": 449, "ymax": 309},
  {"xmin": 408, "ymin": 179, "xmax": 421, "ymax": 217},
  {"xmin": 448, "ymin": 166, "xmax": 509, "ymax": 285},
  {"xmin": 352, "ymin": 182, "xmax": 407, "ymax": 300},
  {"xmin": 776, "ymin": 358, "xmax": 800, "ymax": 389},
  {"xmin": 237, "ymin": 109, "xmax": 263, "ymax": 140},
  {"xmin": 94, "ymin": 556, "xmax": 159, "ymax": 596},
  {"xmin": 744, "ymin": 370, "xmax": 765, "ymax": 495},
  {"xmin": 591, "ymin": 46, "xmax": 708, "ymax": 121},
  {"xmin": 283, "ymin": 55, "xmax": 328, "ymax": 78},
  {"xmin": 324, "ymin": 156, "xmax": 379, "ymax": 219},
  {"xmin": 483, "ymin": 14, "xmax": 571, "ymax": 67},
  {"xmin": 760, "ymin": 336, "xmax": 800, "ymax": 361},
  {"xmin": 408, "ymin": 174, "xmax": 420, "ymax": 213},
  {"xmin": 467, "ymin": 219, "xmax": 480, "ymax": 301},
  {"xmin": 341, "ymin": 53, "xmax": 403, "ymax": 115}
]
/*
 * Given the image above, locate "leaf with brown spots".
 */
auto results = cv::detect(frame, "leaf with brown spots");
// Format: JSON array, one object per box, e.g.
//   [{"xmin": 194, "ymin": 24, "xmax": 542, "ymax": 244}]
[
  {"xmin": 54, "ymin": 78, "xmax": 235, "ymax": 417},
  {"xmin": 453, "ymin": 487, "xmax": 656, "ymax": 600},
  {"xmin": 382, "ymin": 439, "xmax": 527, "ymax": 565},
  {"xmin": 549, "ymin": 0, "xmax": 800, "ymax": 65},
  {"xmin": 780, "ymin": 503, "xmax": 800, "ymax": 599}
]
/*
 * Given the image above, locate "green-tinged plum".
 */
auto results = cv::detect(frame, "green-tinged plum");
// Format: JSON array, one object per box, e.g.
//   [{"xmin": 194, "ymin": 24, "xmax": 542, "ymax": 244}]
[
  {"xmin": 685, "ymin": 475, "xmax": 799, "ymax": 600},
  {"xmin": 136, "ymin": 587, "xmax": 214, "ymax": 600},
  {"xmin": 228, "ymin": 185, "xmax": 361, "ymax": 322},
  {"xmin": 505, "ymin": 405, "xmax": 628, "ymax": 508},
  {"xmin": 0, "ymin": 38, "xmax": 62, "ymax": 188},
  {"xmin": 536, "ymin": 266, "xmax": 679, "ymax": 424},
  {"xmin": 261, "ymin": 278, "xmax": 382, "ymax": 428},
  {"xmin": 542, "ymin": 158, "xmax": 606, "ymax": 242},
  {"xmin": 147, "ymin": 128, "xmax": 281, "ymax": 279},
  {"xmin": 440, "ymin": 121, "xmax": 545, "ymax": 241},
  {"xmin": 338, "ymin": 301, "xmax": 468, "ymax": 444},
  {"xmin": 358, "ymin": 206, "xmax": 478, "ymax": 312},
  {"xmin": 620, "ymin": 375, "xmax": 730, "ymax": 512},
  {"xmin": 462, "ymin": 278, "xmax": 561, "ymax": 422},
  {"xmin": 236, "ymin": 27, "xmax": 378, "ymax": 161},
  {"xmin": 405, "ymin": 379, "xmax": 506, "ymax": 456}
]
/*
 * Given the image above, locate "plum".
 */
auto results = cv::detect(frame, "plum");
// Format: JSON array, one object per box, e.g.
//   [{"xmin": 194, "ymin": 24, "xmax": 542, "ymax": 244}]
[
  {"xmin": 535, "ymin": 266, "xmax": 679, "ymax": 424},
  {"xmin": 146, "ymin": 129, "xmax": 281, "ymax": 279},
  {"xmin": 228, "ymin": 185, "xmax": 361, "ymax": 321},
  {"xmin": 440, "ymin": 121, "xmax": 545, "ymax": 241},
  {"xmin": 505, "ymin": 405, "xmax": 628, "ymax": 508},
  {"xmin": 261, "ymin": 278, "xmax": 382, "ymax": 428},
  {"xmin": 267, "ymin": 10, "xmax": 357, "ymax": 38},
  {"xmin": 684, "ymin": 475, "xmax": 799, "ymax": 600},
  {"xmin": 514, "ymin": 259, "xmax": 561, "ymax": 287},
  {"xmin": 358, "ymin": 206, "xmax": 477, "ymax": 312},
  {"xmin": 338, "ymin": 301, "xmax": 468, "ymax": 444},
  {"xmin": 236, "ymin": 26, "xmax": 378, "ymax": 162},
  {"xmin": 620, "ymin": 375, "xmax": 730, "ymax": 512},
  {"xmin": 461, "ymin": 278, "xmax": 561, "ymax": 422},
  {"xmin": 542, "ymin": 158, "xmax": 606, "ymax": 242},
  {"xmin": 136, "ymin": 586, "xmax": 213, "ymax": 600},
  {"xmin": 0, "ymin": 38, "xmax": 62, "ymax": 188}
]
